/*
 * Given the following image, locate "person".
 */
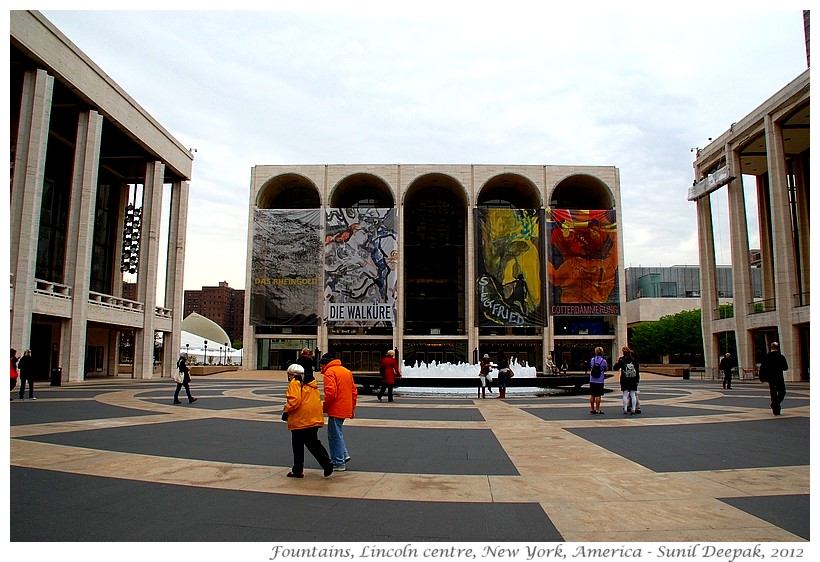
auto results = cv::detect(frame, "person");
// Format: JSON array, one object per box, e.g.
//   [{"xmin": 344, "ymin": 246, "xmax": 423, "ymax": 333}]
[
  {"xmin": 560, "ymin": 360, "xmax": 568, "ymax": 374},
  {"xmin": 320, "ymin": 353, "xmax": 357, "ymax": 471},
  {"xmin": 173, "ymin": 353, "xmax": 198, "ymax": 405},
  {"xmin": 17, "ymin": 349, "xmax": 36, "ymax": 400},
  {"xmin": 495, "ymin": 350, "xmax": 510, "ymax": 399},
  {"xmin": 719, "ymin": 352, "xmax": 735, "ymax": 389},
  {"xmin": 10, "ymin": 348, "xmax": 19, "ymax": 401},
  {"xmin": 284, "ymin": 363, "xmax": 334, "ymax": 478},
  {"xmin": 478, "ymin": 353, "xmax": 492, "ymax": 398},
  {"xmin": 377, "ymin": 349, "xmax": 401, "ymax": 402},
  {"xmin": 760, "ymin": 341, "xmax": 788, "ymax": 416},
  {"xmin": 588, "ymin": 347, "xmax": 607, "ymax": 414},
  {"xmin": 296, "ymin": 348, "xmax": 314, "ymax": 383},
  {"xmin": 612, "ymin": 346, "xmax": 640, "ymax": 415}
]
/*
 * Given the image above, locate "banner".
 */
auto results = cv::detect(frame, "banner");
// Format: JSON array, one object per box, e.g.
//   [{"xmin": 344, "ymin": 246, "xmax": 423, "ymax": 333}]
[
  {"xmin": 547, "ymin": 209, "xmax": 620, "ymax": 315},
  {"xmin": 324, "ymin": 208, "xmax": 398, "ymax": 326},
  {"xmin": 475, "ymin": 208, "xmax": 545, "ymax": 327},
  {"xmin": 249, "ymin": 209, "xmax": 321, "ymax": 326}
]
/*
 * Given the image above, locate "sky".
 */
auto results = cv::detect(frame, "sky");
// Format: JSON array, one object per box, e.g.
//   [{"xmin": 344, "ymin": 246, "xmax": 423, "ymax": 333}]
[{"xmin": 36, "ymin": 3, "xmax": 810, "ymax": 294}]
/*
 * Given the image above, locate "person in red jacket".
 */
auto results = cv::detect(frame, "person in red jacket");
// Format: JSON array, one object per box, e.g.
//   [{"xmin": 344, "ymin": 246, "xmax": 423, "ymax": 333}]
[
  {"xmin": 321, "ymin": 353, "xmax": 357, "ymax": 471},
  {"xmin": 284, "ymin": 363, "xmax": 333, "ymax": 478},
  {"xmin": 377, "ymin": 349, "xmax": 401, "ymax": 403},
  {"xmin": 10, "ymin": 348, "xmax": 19, "ymax": 401}
]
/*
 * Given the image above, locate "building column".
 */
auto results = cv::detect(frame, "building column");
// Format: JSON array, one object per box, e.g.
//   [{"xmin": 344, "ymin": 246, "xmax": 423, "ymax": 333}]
[
  {"xmin": 133, "ymin": 162, "xmax": 165, "ymax": 379},
  {"xmin": 725, "ymin": 146, "xmax": 753, "ymax": 372},
  {"xmin": 695, "ymin": 193, "xmax": 719, "ymax": 371},
  {"xmin": 60, "ymin": 110, "xmax": 104, "ymax": 383},
  {"xmin": 10, "ymin": 68, "xmax": 54, "ymax": 352},
  {"xmin": 163, "ymin": 180, "xmax": 190, "ymax": 379},
  {"xmin": 755, "ymin": 175, "xmax": 775, "ymax": 302},
  {"xmin": 764, "ymin": 114, "xmax": 798, "ymax": 378}
]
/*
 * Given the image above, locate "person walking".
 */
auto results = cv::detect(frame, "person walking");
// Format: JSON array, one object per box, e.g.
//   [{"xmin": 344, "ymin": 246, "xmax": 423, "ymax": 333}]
[
  {"xmin": 17, "ymin": 349, "xmax": 36, "ymax": 400},
  {"xmin": 284, "ymin": 363, "xmax": 334, "ymax": 478},
  {"xmin": 377, "ymin": 349, "xmax": 401, "ymax": 402},
  {"xmin": 719, "ymin": 352, "xmax": 735, "ymax": 389},
  {"xmin": 320, "ymin": 353, "xmax": 357, "ymax": 471},
  {"xmin": 589, "ymin": 347, "xmax": 608, "ymax": 414},
  {"xmin": 613, "ymin": 346, "xmax": 640, "ymax": 415},
  {"xmin": 10, "ymin": 348, "xmax": 19, "ymax": 401},
  {"xmin": 760, "ymin": 341, "xmax": 788, "ymax": 416},
  {"xmin": 495, "ymin": 350, "xmax": 510, "ymax": 399},
  {"xmin": 296, "ymin": 347, "xmax": 315, "ymax": 383},
  {"xmin": 173, "ymin": 353, "xmax": 198, "ymax": 405}
]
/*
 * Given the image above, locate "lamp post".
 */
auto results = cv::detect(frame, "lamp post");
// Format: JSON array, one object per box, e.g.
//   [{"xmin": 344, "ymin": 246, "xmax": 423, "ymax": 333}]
[
  {"xmin": 204, "ymin": 340, "xmax": 208, "ymax": 365},
  {"xmin": 185, "ymin": 343, "xmax": 189, "ymax": 357},
  {"xmin": 225, "ymin": 342, "xmax": 230, "ymax": 365},
  {"xmin": 218, "ymin": 346, "xmax": 223, "ymax": 366}
]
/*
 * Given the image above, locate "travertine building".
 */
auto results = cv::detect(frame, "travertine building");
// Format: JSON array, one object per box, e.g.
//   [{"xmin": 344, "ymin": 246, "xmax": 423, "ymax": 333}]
[
  {"xmin": 244, "ymin": 165, "xmax": 627, "ymax": 372},
  {"xmin": 690, "ymin": 70, "xmax": 810, "ymax": 380},
  {"xmin": 10, "ymin": 11, "xmax": 193, "ymax": 382}
]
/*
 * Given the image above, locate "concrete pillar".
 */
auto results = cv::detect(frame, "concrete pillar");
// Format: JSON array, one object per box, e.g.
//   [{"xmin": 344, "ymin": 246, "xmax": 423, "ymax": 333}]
[
  {"xmin": 395, "ymin": 165, "xmax": 405, "ymax": 357},
  {"xmin": 764, "ymin": 115, "xmax": 798, "ymax": 378},
  {"xmin": 756, "ymin": 175, "xmax": 775, "ymax": 303},
  {"xmin": 163, "ymin": 180, "xmax": 190, "ymax": 379},
  {"xmin": 10, "ymin": 68, "xmax": 54, "ymax": 352},
  {"xmin": 133, "ymin": 162, "xmax": 165, "ymax": 379},
  {"xmin": 61, "ymin": 109, "xmax": 104, "ymax": 383},
  {"xmin": 243, "ymin": 174, "xmax": 257, "ymax": 370},
  {"xmin": 725, "ymin": 146, "xmax": 753, "ymax": 371},
  {"xmin": 465, "ymin": 168, "xmax": 476, "ymax": 363},
  {"xmin": 695, "ymin": 193, "xmax": 719, "ymax": 371}
]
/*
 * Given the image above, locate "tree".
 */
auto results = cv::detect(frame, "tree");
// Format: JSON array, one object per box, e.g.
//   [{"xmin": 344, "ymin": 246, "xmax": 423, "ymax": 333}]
[{"xmin": 629, "ymin": 308, "xmax": 704, "ymax": 364}]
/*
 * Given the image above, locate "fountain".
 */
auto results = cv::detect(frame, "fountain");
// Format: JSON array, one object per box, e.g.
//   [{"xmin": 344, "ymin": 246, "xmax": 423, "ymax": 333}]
[{"xmin": 398, "ymin": 358, "xmax": 550, "ymax": 397}]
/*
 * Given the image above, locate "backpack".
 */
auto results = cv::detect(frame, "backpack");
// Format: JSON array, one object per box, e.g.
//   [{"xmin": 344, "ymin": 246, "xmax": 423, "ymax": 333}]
[
  {"xmin": 590, "ymin": 358, "xmax": 602, "ymax": 378},
  {"xmin": 624, "ymin": 361, "xmax": 637, "ymax": 378}
]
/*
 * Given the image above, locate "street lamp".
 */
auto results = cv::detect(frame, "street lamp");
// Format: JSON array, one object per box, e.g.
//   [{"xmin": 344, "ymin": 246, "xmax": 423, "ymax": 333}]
[
  {"xmin": 204, "ymin": 340, "xmax": 208, "ymax": 365},
  {"xmin": 218, "ymin": 346, "xmax": 223, "ymax": 366},
  {"xmin": 185, "ymin": 343, "xmax": 189, "ymax": 357},
  {"xmin": 225, "ymin": 342, "xmax": 230, "ymax": 365}
]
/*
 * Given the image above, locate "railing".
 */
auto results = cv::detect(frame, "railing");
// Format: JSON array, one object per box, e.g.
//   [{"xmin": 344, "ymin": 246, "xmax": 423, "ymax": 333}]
[
  {"xmin": 794, "ymin": 292, "xmax": 810, "ymax": 307},
  {"xmin": 155, "ymin": 306, "xmax": 173, "ymax": 319},
  {"xmin": 34, "ymin": 278, "xmax": 72, "ymax": 299},
  {"xmin": 715, "ymin": 305, "xmax": 734, "ymax": 319},
  {"xmin": 88, "ymin": 291, "xmax": 144, "ymax": 312},
  {"xmin": 748, "ymin": 298, "xmax": 776, "ymax": 315}
]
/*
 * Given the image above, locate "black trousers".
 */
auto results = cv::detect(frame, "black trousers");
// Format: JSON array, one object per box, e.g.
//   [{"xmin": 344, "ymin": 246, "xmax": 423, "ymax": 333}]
[
  {"xmin": 19, "ymin": 374, "xmax": 34, "ymax": 398},
  {"xmin": 174, "ymin": 373, "xmax": 193, "ymax": 402},
  {"xmin": 722, "ymin": 370, "xmax": 732, "ymax": 388},
  {"xmin": 768, "ymin": 378, "xmax": 786, "ymax": 414},
  {"xmin": 291, "ymin": 426, "xmax": 332, "ymax": 474},
  {"xmin": 377, "ymin": 383, "xmax": 394, "ymax": 401}
]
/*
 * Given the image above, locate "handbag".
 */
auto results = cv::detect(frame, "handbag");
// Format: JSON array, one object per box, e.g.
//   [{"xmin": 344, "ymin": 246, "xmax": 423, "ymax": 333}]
[
  {"xmin": 507, "ymin": 368, "xmax": 515, "ymax": 378},
  {"xmin": 281, "ymin": 409, "xmax": 289, "ymax": 421},
  {"xmin": 172, "ymin": 370, "xmax": 184, "ymax": 383}
]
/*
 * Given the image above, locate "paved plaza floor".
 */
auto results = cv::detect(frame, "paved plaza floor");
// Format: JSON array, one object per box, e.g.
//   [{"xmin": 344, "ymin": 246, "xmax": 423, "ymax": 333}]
[{"xmin": 9, "ymin": 372, "xmax": 810, "ymax": 544}]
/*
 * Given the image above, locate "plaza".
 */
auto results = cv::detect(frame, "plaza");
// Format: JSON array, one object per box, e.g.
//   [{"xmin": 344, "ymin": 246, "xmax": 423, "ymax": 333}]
[{"xmin": 10, "ymin": 372, "xmax": 809, "ymax": 542}]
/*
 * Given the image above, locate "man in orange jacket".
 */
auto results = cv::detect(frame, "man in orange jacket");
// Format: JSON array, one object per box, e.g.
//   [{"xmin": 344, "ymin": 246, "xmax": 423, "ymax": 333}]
[{"xmin": 321, "ymin": 353, "xmax": 357, "ymax": 471}]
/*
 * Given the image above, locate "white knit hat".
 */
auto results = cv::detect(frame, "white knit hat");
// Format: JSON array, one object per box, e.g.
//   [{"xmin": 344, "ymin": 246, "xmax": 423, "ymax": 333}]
[{"xmin": 287, "ymin": 363, "xmax": 305, "ymax": 376}]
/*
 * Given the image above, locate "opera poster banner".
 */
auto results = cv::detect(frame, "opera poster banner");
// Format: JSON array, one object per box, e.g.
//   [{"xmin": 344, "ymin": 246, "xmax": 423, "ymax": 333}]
[
  {"xmin": 250, "ymin": 209, "xmax": 321, "ymax": 326},
  {"xmin": 324, "ymin": 208, "xmax": 398, "ymax": 327},
  {"xmin": 475, "ymin": 208, "xmax": 545, "ymax": 327},
  {"xmin": 547, "ymin": 209, "xmax": 620, "ymax": 316}
]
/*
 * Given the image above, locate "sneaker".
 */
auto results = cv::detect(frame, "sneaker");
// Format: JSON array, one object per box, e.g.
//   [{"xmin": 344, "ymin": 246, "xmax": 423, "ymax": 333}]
[
  {"xmin": 334, "ymin": 464, "xmax": 346, "ymax": 471},
  {"xmin": 173, "ymin": 400, "xmax": 182, "ymax": 404},
  {"xmin": 31, "ymin": 397, "xmax": 37, "ymax": 400},
  {"xmin": 634, "ymin": 408, "xmax": 641, "ymax": 414},
  {"xmin": 344, "ymin": 456, "xmax": 351, "ymax": 463},
  {"xmin": 286, "ymin": 471, "xmax": 304, "ymax": 478},
  {"xmin": 189, "ymin": 397, "xmax": 198, "ymax": 403},
  {"xmin": 324, "ymin": 466, "xmax": 334, "ymax": 477}
]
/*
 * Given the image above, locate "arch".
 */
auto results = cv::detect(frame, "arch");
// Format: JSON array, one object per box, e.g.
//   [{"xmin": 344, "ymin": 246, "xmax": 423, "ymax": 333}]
[
  {"xmin": 550, "ymin": 174, "xmax": 614, "ymax": 209},
  {"xmin": 257, "ymin": 173, "xmax": 320, "ymax": 209},
  {"xmin": 477, "ymin": 173, "xmax": 542, "ymax": 208},
  {"xmin": 330, "ymin": 172, "xmax": 394, "ymax": 208},
  {"xmin": 403, "ymin": 173, "xmax": 468, "ymax": 336}
]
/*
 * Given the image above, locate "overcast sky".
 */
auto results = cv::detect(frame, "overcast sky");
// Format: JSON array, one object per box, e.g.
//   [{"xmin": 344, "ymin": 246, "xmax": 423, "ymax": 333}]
[{"xmin": 39, "ymin": 4, "xmax": 809, "ymax": 295}]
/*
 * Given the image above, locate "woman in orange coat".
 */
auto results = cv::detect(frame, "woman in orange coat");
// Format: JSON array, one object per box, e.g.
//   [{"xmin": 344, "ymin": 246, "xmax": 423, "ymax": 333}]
[
  {"xmin": 377, "ymin": 349, "xmax": 401, "ymax": 402},
  {"xmin": 284, "ymin": 363, "xmax": 334, "ymax": 478}
]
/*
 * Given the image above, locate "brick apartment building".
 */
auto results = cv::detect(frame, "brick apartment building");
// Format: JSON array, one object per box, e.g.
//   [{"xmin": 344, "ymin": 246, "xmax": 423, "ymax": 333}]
[{"xmin": 184, "ymin": 282, "xmax": 245, "ymax": 344}]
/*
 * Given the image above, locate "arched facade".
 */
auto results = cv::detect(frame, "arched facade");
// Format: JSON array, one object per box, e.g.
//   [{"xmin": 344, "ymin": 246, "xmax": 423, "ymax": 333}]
[{"xmin": 244, "ymin": 164, "xmax": 626, "ymax": 373}]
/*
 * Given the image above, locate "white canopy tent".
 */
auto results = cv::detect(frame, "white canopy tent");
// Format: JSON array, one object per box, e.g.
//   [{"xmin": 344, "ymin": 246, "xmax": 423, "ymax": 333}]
[{"xmin": 178, "ymin": 313, "xmax": 241, "ymax": 365}]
